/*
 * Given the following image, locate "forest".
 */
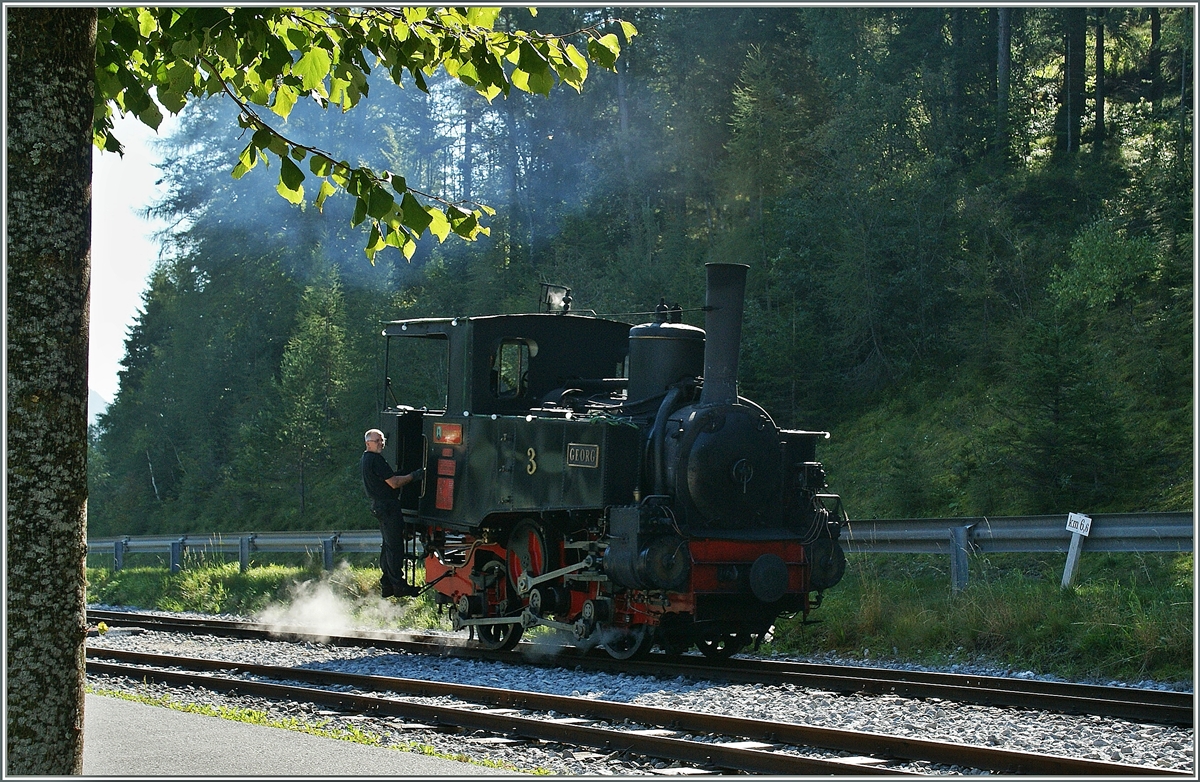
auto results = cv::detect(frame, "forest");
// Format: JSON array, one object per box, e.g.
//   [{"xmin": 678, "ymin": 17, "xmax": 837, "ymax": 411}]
[{"xmin": 88, "ymin": 7, "xmax": 1193, "ymax": 538}]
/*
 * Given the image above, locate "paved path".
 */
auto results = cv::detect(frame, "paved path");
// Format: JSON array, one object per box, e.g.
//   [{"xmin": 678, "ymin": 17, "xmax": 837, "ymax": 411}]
[{"xmin": 83, "ymin": 694, "xmax": 524, "ymax": 776}]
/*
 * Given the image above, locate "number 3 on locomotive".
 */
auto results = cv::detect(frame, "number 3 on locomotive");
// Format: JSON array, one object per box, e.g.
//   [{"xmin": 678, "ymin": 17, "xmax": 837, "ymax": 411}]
[{"xmin": 526, "ymin": 447, "xmax": 537, "ymax": 475}]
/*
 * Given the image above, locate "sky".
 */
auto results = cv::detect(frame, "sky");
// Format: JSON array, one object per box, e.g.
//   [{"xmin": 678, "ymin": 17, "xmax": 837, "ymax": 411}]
[{"xmin": 89, "ymin": 112, "xmax": 177, "ymax": 417}]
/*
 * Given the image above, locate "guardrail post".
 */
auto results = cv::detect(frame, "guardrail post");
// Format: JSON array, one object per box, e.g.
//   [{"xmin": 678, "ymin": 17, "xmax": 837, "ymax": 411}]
[
  {"xmin": 239, "ymin": 536, "xmax": 253, "ymax": 573},
  {"xmin": 950, "ymin": 526, "xmax": 972, "ymax": 592},
  {"xmin": 114, "ymin": 537, "xmax": 128, "ymax": 571},
  {"xmin": 1061, "ymin": 532, "xmax": 1087, "ymax": 588},
  {"xmin": 169, "ymin": 538, "xmax": 185, "ymax": 574},
  {"xmin": 322, "ymin": 535, "xmax": 337, "ymax": 570}
]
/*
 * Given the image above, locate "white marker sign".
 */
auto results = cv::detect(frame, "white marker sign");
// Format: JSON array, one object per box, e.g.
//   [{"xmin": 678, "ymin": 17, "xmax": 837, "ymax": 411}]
[{"xmin": 1065, "ymin": 512, "xmax": 1092, "ymax": 537}]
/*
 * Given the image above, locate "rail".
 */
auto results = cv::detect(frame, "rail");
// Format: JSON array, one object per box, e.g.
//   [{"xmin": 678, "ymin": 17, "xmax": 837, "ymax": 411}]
[{"xmin": 87, "ymin": 511, "xmax": 1192, "ymax": 589}]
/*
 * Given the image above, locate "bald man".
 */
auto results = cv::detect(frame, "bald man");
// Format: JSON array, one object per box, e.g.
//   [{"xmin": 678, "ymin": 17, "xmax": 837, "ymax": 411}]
[{"xmin": 362, "ymin": 428, "xmax": 424, "ymax": 598}]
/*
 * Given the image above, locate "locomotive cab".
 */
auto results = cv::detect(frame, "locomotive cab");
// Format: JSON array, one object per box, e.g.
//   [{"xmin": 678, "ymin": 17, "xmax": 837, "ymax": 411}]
[{"xmin": 378, "ymin": 313, "xmax": 640, "ymax": 530}]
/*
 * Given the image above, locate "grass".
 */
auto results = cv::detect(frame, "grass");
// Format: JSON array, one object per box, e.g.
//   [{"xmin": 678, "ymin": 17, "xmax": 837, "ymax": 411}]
[
  {"xmin": 86, "ymin": 550, "xmax": 1194, "ymax": 685},
  {"xmin": 772, "ymin": 552, "xmax": 1193, "ymax": 684}
]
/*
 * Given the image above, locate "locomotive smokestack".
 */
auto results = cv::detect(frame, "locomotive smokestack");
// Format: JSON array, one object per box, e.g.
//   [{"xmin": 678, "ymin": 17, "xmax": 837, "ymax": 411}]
[{"xmin": 700, "ymin": 263, "xmax": 749, "ymax": 406}]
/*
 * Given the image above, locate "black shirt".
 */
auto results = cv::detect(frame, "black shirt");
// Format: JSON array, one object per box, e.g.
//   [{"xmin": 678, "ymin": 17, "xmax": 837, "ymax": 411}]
[{"xmin": 361, "ymin": 450, "xmax": 399, "ymax": 505}]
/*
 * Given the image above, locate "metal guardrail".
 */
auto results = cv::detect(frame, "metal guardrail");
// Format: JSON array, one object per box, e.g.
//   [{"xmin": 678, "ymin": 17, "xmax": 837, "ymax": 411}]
[
  {"xmin": 842, "ymin": 512, "xmax": 1193, "ymax": 554},
  {"xmin": 842, "ymin": 512, "xmax": 1193, "ymax": 589},
  {"xmin": 87, "ymin": 531, "xmax": 387, "ymax": 574},
  {"xmin": 88, "ymin": 512, "xmax": 1192, "ymax": 588}
]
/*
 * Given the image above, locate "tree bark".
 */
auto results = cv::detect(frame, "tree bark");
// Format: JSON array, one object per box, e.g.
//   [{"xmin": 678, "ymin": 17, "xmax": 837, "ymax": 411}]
[
  {"xmin": 995, "ymin": 7, "xmax": 1011, "ymax": 161},
  {"xmin": 5, "ymin": 6, "xmax": 96, "ymax": 774},
  {"xmin": 1058, "ymin": 8, "xmax": 1087, "ymax": 153},
  {"xmin": 1150, "ymin": 8, "xmax": 1162, "ymax": 110},
  {"xmin": 1094, "ymin": 8, "xmax": 1106, "ymax": 149}
]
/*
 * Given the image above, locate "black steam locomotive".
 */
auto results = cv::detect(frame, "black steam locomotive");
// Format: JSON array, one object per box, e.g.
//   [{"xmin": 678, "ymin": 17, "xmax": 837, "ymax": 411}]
[{"xmin": 376, "ymin": 263, "xmax": 846, "ymax": 659}]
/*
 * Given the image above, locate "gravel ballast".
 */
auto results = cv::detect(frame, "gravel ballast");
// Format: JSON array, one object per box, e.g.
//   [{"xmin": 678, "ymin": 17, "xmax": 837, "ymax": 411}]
[{"xmin": 86, "ymin": 608, "xmax": 1194, "ymax": 776}]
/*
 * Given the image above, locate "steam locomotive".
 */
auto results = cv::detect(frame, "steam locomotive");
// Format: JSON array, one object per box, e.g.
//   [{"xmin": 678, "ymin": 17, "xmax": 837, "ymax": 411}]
[{"xmin": 376, "ymin": 263, "xmax": 846, "ymax": 659}]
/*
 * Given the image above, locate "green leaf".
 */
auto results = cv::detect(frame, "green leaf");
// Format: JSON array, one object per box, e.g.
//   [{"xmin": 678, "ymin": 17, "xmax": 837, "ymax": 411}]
[
  {"xmin": 527, "ymin": 66, "xmax": 554, "ymax": 95},
  {"xmin": 351, "ymin": 197, "xmax": 368, "ymax": 227},
  {"xmin": 284, "ymin": 25, "xmax": 310, "ymax": 51},
  {"xmin": 365, "ymin": 223, "xmax": 386, "ymax": 263},
  {"xmin": 166, "ymin": 61, "xmax": 196, "ymax": 97},
  {"xmin": 273, "ymin": 84, "xmax": 298, "ymax": 118},
  {"xmin": 331, "ymin": 162, "xmax": 352, "ymax": 188},
  {"xmin": 280, "ymin": 156, "xmax": 305, "ymax": 191},
  {"xmin": 427, "ymin": 207, "xmax": 451, "ymax": 242},
  {"xmin": 110, "ymin": 16, "xmax": 138, "ymax": 52},
  {"xmin": 366, "ymin": 185, "xmax": 395, "ymax": 220},
  {"xmin": 293, "ymin": 47, "xmax": 332, "ymax": 93},
  {"xmin": 133, "ymin": 97, "xmax": 164, "ymax": 130},
  {"xmin": 171, "ymin": 36, "xmax": 200, "ymax": 60},
  {"xmin": 449, "ymin": 210, "xmax": 479, "ymax": 238},
  {"xmin": 587, "ymin": 34, "xmax": 620, "ymax": 70},
  {"xmin": 157, "ymin": 87, "xmax": 187, "ymax": 115},
  {"xmin": 619, "ymin": 21, "xmax": 639, "ymax": 43},
  {"xmin": 276, "ymin": 177, "xmax": 304, "ymax": 205},
  {"xmin": 136, "ymin": 8, "xmax": 158, "ymax": 37},
  {"xmin": 565, "ymin": 44, "xmax": 589, "ymax": 78},
  {"xmin": 400, "ymin": 193, "xmax": 433, "ymax": 237},
  {"xmin": 266, "ymin": 133, "xmax": 289, "ymax": 157},
  {"xmin": 346, "ymin": 169, "xmax": 370, "ymax": 198},
  {"xmin": 233, "ymin": 141, "xmax": 258, "ymax": 179},
  {"xmin": 315, "ymin": 179, "xmax": 337, "ymax": 211},
  {"xmin": 309, "ymin": 154, "xmax": 335, "ymax": 177},
  {"xmin": 465, "ymin": 7, "xmax": 501, "ymax": 28},
  {"xmin": 314, "ymin": 179, "xmax": 338, "ymax": 212}
]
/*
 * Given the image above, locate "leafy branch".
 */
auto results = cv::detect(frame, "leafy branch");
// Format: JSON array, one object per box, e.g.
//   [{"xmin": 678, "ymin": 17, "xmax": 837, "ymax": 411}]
[{"xmin": 93, "ymin": 6, "xmax": 637, "ymax": 262}]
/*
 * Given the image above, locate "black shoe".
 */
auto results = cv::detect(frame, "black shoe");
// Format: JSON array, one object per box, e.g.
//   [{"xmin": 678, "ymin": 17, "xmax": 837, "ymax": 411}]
[
  {"xmin": 380, "ymin": 579, "xmax": 394, "ymax": 599},
  {"xmin": 397, "ymin": 584, "xmax": 422, "ymax": 598}
]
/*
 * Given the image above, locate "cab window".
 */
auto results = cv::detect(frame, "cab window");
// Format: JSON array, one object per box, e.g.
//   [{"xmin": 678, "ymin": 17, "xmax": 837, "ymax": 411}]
[{"xmin": 492, "ymin": 339, "xmax": 536, "ymax": 398}]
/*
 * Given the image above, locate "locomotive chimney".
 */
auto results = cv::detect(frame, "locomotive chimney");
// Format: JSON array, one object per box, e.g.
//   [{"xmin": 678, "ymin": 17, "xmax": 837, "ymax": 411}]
[{"xmin": 699, "ymin": 262, "xmax": 749, "ymax": 406}]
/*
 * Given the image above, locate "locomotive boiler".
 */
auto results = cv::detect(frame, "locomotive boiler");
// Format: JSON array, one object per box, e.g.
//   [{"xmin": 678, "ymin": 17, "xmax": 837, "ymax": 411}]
[{"xmin": 375, "ymin": 262, "xmax": 846, "ymax": 659}]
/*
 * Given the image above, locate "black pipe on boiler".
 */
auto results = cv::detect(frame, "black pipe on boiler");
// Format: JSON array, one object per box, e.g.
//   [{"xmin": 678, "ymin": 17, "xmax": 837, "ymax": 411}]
[{"xmin": 699, "ymin": 263, "xmax": 749, "ymax": 407}]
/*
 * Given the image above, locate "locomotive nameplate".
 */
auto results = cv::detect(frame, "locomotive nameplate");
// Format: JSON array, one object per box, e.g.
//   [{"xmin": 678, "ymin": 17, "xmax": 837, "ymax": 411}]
[
  {"xmin": 566, "ymin": 443, "xmax": 599, "ymax": 468},
  {"xmin": 434, "ymin": 423, "xmax": 463, "ymax": 445}
]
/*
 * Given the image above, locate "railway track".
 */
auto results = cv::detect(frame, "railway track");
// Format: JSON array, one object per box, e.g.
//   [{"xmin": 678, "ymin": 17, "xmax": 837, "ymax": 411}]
[
  {"xmin": 87, "ymin": 609, "xmax": 1194, "ymax": 727},
  {"xmin": 86, "ymin": 646, "xmax": 1186, "ymax": 776}
]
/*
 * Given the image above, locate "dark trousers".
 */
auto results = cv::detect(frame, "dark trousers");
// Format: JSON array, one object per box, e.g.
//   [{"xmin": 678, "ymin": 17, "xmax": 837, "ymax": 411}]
[{"xmin": 373, "ymin": 499, "xmax": 410, "ymax": 592}]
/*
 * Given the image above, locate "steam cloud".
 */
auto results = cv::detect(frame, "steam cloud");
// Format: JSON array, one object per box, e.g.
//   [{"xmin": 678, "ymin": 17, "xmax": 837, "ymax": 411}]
[{"xmin": 252, "ymin": 562, "xmax": 417, "ymax": 641}]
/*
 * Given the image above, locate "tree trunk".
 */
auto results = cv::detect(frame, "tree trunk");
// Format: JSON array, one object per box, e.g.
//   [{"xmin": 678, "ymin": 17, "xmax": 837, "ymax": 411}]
[
  {"xmin": 1094, "ymin": 8, "xmax": 1106, "ymax": 150},
  {"xmin": 947, "ymin": 8, "xmax": 964, "ymax": 163},
  {"xmin": 1057, "ymin": 8, "xmax": 1087, "ymax": 153},
  {"xmin": 460, "ymin": 99, "xmax": 474, "ymax": 204},
  {"xmin": 995, "ymin": 7, "xmax": 1011, "ymax": 161},
  {"xmin": 5, "ymin": 7, "xmax": 96, "ymax": 774},
  {"xmin": 1150, "ymin": 8, "xmax": 1162, "ymax": 110}
]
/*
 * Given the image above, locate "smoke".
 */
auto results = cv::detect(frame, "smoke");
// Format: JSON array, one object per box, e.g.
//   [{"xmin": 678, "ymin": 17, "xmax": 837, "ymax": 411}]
[
  {"xmin": 252, "ymin": 562, "xmax": 417, "ymax": 641},
  {"xmin": 519, "ymin": 628, "xmax": 579, "ymax": 662}
]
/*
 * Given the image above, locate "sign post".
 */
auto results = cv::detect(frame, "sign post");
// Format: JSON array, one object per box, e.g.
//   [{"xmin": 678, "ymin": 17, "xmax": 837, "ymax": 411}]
[{"xmin": 1061, "ymin": 512, "xmax": 1092, "ymax": 588}]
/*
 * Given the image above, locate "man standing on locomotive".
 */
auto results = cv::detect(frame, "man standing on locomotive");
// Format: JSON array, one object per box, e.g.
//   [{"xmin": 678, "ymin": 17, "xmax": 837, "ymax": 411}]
[{"xmin": 361, "ymin": 429, "xmax": 424, "ymax": 598}]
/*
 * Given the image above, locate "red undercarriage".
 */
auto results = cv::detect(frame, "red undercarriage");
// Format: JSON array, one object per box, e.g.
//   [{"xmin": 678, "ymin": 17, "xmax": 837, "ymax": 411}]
[{"xmin": 424, "ymin": 536, "xmax": 813, "ymax": 632}]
